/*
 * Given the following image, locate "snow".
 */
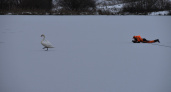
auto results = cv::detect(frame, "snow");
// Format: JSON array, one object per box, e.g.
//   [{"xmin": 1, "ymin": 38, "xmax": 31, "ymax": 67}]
[
  {"xmin": 0, "ymin": 15, "xmax": 171, "ymax": 92},
  {"xmin": 113, "ymin": 4, "xmax": 123, "ymax": 8},
  {"xmin": 96, "ymin": 0, "xmax": 171, "ymax": 15},
  {"xmin": 97, "ymin": 3, "xmax": 124, "ymax": 14},
  {"xmin": 149, "ymin": 11, "xmax": 170, "ymax": 15},
  {"xmin": 99, "ymin": 4, "xmax": 123, "ymax": 9}
]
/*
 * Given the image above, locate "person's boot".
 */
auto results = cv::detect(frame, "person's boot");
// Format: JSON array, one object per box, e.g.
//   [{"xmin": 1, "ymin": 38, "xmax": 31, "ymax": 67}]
[{"xmin": 155, "ymin": 39, "xmax": 160, "ymax": 43}]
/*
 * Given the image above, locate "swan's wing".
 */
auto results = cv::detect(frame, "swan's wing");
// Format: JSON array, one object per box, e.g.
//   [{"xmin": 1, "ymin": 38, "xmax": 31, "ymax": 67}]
[{"xmin": 41, "ymin": 39, "xmax": 54, "ymax": 48}]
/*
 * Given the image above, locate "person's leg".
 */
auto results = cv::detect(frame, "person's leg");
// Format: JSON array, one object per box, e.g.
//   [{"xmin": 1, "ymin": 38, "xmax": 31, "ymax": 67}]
[
  {"xmin": 142, "ymin": 38, "xmax": 149, "ymax": 43},
  {"xmin": 146, "ymin": 39, "xmax": 160, "ymax": 43},
  {"xmin": 142, "ymin": 38, "xmax": 160, "ymax": 43}
]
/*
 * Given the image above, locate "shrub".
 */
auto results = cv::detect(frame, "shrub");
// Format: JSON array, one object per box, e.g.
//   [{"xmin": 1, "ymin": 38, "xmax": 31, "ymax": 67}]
[
  {"xmin": 20, "ymin": 0, "xmax": 52, "ymax": 10},
  {"xmin": 168, "ymin": 10, "xmax": 171, "ymax": 15},
  {"xmin": 58, "ymin": 0, "xmax": 96, "ymax": 11},
  {"xmin": 0, "ymin": 0, "xmax": 52, "ymax": 11},
  {"xmin": 122, "ymin": 0, "xmax": 171, "ymax": 13}
]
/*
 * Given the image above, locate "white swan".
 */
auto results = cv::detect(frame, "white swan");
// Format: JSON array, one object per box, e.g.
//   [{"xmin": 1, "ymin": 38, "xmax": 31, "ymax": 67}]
[{"xmin": 41, "ymin": 34, "xmax": 54, "ymax": 51}]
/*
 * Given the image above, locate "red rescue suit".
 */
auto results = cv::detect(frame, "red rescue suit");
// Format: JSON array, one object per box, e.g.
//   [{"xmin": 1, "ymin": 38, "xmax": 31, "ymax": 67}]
[{"xmin": 132, "ymin": 35, "xmax": 159, "ymax": 43}]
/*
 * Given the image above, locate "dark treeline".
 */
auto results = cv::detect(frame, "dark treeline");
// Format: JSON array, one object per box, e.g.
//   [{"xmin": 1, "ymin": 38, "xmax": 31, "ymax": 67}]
[
  {"xmin": 58, "ymin": 0, "xmax": 96, "ymax": 11},
  {"xmin": 0, "ymin": 0, "xmax": 171, "ymax": 15},
  {"xmin": 0, "ymin": 0, "xmax": 52, "ymax": 10},
  {"xmin": 57, "ymin": 0, "xmax": 96, "ymax": 14},
  {"xmin": 122, "ymin": 0, "xmax": 171, "ymax": 13},
  {"xmin": 0, "ymin": 0, "xmax": 96, "ymax": 14}
]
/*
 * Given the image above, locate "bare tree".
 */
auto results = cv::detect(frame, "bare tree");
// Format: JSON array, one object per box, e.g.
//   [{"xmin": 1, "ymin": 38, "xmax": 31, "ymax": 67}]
[
  {"xmin": 0, "ymin": 0, "xmax": 53, "ymax": 10},
  {"xmin": 20, "ymin": 0, "xmax": 52, "ymax": 10},
  {"xmin": 122, "ymin": 0, "xmax": 171, "ymax": 13},
  {"xmin": 58, "ymin": 0, "xmax": 96, "ymax": 11}
]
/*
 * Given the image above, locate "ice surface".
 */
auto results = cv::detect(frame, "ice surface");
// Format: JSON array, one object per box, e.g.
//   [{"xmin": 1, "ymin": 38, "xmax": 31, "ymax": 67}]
[{"xmin": 0, "ymin": 15, "xmax": 171, "ymax": 92}]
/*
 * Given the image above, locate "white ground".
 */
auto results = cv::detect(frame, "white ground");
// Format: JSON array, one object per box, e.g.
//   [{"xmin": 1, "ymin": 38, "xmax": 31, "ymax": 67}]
[{"xmin": 0, "ymin": 15, "xmax": 171, "ymax": 92}]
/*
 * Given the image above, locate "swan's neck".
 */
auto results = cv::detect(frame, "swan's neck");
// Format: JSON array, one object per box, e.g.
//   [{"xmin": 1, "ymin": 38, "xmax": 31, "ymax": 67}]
[{"xmin": 42, "ymin": 36, "xmax": 45, "ymax": 41}]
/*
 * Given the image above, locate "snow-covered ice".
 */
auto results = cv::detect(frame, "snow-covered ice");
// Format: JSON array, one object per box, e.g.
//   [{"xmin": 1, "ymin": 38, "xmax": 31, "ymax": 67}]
[{"xmin": 0, "ymin": 15, "xmax": 171, "ymax": 92}]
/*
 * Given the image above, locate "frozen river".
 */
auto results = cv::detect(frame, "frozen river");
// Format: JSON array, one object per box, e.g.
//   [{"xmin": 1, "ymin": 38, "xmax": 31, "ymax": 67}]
[{"xmin": 0, "ymin": 15, "xmax": 171, "ymax": 92}]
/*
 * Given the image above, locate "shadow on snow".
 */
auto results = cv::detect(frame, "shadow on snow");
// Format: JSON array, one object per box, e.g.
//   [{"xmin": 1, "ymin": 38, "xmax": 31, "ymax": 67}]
[{"xmin": 151, "ymin": 44, "xmax": 171, "ymax": 48}]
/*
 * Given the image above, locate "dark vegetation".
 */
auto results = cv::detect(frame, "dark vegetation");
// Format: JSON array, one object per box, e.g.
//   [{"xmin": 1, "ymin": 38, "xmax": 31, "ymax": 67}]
[
  {"xmin": 168, "ymin": 10, "xmax": 171, "ymax": 15},
  {"xmin": 0, "ymin": 0, "xmax": 171, "ymax": 15},
  {"xmin": 58, "ymin": 0, "xmax": 96, "ymax": 11},
  {"xmin": 0, "ymin": 0, "xmax": 52, "ymax": 14},
  {"xmin": 56, "ymin": 0, "xmax": 96, "ymax": 15},
  {"xmin": 122, "ymin": 0, "xmax": 171, "ymax": 14},
  {"xmin": 0, "ymin": 0, "xmax": 52, "ymax": 10}
]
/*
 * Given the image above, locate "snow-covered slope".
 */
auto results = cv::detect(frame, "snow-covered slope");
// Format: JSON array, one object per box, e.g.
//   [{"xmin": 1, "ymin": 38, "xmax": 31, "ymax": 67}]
[
  {"xmin": 0, "ymin": 16, "xmax": 171, "ymax": 92},
  {"xmin": 96, "ymin": 0, "xmax": 171, "ymax": 15},
  {"xmin": 149, "ymin": 11, "xmax": 170, "ymax": 15}
]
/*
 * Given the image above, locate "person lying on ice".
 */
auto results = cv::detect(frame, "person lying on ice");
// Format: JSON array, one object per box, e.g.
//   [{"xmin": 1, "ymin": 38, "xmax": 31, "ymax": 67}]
[{"xmin": 132, "ymin": 35, "xmax": 160, "ymax": 43}]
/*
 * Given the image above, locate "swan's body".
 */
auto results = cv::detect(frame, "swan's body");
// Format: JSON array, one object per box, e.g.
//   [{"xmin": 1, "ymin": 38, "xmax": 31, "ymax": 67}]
[{"xmin": 41, "ymin": 34, "xmax": 54, "ymax": 51}]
